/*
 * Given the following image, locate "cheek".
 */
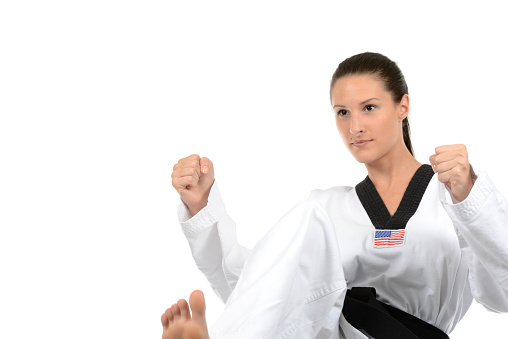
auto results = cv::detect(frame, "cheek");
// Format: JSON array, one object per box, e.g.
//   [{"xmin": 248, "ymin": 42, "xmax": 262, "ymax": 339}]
[
  {"xmin": 376, "ymin": 116, "xmax": 400, "ymax": 143},
  {"xmin": 335, "ymin": 119, "xmax": 350, "ymax": 142}
]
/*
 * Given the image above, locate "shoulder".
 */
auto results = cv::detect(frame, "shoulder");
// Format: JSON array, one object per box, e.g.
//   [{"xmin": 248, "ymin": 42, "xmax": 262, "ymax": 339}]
[{"xmin": 308, "ymin": 185, "xmax": 356, "ymax": 205}]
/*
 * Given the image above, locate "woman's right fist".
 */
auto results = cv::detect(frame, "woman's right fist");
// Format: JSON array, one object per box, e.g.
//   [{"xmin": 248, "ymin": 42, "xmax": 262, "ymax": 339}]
[{"xmin": 171, "ymin": 154, "xmax": 215, "ymax": 217}]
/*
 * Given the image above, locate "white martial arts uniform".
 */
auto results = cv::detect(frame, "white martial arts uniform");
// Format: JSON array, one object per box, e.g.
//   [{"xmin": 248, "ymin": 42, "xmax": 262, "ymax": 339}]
[{"xmin": 177, "ymin": 165, "xmax": 508, "ymax": 338}]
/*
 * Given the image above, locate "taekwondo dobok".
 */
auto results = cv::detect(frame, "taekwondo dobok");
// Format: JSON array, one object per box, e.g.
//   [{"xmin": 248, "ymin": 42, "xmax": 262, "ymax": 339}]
[{"xmin": 177, "ymin": 164, "xmax": 508, "ymax": 338}]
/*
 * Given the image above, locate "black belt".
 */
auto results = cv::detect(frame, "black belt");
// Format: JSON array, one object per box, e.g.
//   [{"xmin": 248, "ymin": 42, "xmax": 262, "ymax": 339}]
[{"xmin": 342, "ymin": 287, "xmax": 449, "ymax": 339}]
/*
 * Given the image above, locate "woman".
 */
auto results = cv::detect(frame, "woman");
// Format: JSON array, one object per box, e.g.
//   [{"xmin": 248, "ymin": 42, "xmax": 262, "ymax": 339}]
[{"xmin": 162, "ymin": 52, "xmax": 508, "ymax": 338}]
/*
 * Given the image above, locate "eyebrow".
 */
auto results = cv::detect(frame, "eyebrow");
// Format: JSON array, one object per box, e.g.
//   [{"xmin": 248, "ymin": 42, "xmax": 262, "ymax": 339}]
[{"xmin": 333, "ymin": 97, "xmax": 380, "ymax": 109}]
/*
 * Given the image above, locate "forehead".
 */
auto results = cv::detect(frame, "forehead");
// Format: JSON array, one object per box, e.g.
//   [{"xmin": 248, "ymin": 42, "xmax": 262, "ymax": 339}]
[{"xmin": 331, "ymin": 74, "xmax": 389, "ymax": 106}]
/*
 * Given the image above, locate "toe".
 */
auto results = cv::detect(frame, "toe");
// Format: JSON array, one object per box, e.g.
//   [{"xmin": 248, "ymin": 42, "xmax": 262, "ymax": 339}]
[
  {"xmin": 178, "ymin": 299, "xmax": 191, "ymax": 320},
  {"xmin": 189, "ymin": 290, "xmax": 206, "ymax": 323},
  {"xmin": 171, "ymin": 303, "xmax": 181, "ymax": 320},
  {"xmin": 161, "ymin": 312, "xmax": 169, "ymax": 331},
  {"xmin": 165, "ymin": 307, "xmax": 174, "ymax": 324}
]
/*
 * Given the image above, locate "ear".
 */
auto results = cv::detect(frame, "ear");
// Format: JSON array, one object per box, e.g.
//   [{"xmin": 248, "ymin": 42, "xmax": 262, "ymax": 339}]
[{"xmin": 398, "ymin": 94, "xmax": 410, "ymax": 121}]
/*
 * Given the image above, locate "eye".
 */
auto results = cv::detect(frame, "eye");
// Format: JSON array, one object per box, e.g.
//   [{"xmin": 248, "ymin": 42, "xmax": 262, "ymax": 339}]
[
  {"xmin": 337, "ymin": 109, "xmax": 349, "ymax": 117},
  {"xmin": 364, "ymin": 104, "xmax": 376, "ymax": 112}
]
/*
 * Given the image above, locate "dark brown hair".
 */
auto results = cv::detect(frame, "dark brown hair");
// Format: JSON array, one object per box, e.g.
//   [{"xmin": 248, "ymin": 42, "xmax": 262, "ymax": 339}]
[{"xmin": 330, "ymin": 52, "xmax": 414, "ymax": 156}]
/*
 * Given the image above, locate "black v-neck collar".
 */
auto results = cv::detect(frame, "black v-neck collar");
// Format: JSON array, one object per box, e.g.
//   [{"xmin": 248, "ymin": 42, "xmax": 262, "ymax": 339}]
[{"xmin": 355, "ymin": 164, "xmax": 435, "ymax": 230}]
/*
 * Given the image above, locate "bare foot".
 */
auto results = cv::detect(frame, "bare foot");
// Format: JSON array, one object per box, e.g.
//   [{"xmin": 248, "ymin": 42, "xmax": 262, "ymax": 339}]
[{"xmin": 161, "ymin": 290, "xmax": 210, "ymax": 339}]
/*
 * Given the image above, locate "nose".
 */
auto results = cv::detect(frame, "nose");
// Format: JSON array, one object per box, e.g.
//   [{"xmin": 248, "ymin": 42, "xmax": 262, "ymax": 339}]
[{"xmin": 349, "ymin": 112, "xmax": 364, "ymax": 137}]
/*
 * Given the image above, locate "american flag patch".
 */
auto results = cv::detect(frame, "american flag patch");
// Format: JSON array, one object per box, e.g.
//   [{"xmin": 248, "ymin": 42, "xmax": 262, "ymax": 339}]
[{"xmin": 373, "ymin": 229, "xmax": 406, "ymax": 248}]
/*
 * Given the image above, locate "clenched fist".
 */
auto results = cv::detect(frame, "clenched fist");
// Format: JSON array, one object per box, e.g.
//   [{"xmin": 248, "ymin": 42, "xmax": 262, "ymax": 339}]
[
  {"xmin": 429, "ymin": 144, "xmax": 475, "ymax": 202},
  {"xmin": 171, "ymin": 154, "xmax": 215, "ymax": 217}
]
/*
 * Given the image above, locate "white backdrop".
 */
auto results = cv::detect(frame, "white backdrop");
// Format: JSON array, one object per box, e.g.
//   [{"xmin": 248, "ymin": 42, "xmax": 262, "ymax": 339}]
[{"xmin": 1, "ymin": 1, "xmax": 507, "ymax": 338}]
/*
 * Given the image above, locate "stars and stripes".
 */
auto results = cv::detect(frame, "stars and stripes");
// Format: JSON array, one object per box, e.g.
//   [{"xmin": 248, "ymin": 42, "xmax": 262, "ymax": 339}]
[{"xmin": 373, "ymin": 229, "xmax": 406, "ymax": 248}]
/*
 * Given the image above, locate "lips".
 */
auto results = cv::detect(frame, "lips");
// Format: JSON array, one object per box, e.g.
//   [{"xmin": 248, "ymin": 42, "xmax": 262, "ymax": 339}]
[{"xmin": 351, "ymin": 140, "xmax": 372, "ymax": 147}]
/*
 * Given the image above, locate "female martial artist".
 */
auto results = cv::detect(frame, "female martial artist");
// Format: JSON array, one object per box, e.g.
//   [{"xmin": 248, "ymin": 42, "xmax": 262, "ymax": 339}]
[{"xmin": 162, "ymin": 52, "xmax": 508, "ymax": 338}]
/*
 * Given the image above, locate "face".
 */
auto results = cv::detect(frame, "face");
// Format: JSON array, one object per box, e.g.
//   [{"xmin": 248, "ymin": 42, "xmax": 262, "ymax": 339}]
[{"xmin": 330, "ymin": 74, "xmax": 409, "ymax": 164}]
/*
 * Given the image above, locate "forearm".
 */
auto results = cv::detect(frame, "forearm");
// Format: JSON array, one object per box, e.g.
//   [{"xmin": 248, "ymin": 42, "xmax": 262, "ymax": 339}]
[
  {"xmin": 178, "ymin": 181, "xmax": 251, "ymax": 303},
  {"xmin": 441, "ymin": 171, "xmax": 508, "ymax": 311}
]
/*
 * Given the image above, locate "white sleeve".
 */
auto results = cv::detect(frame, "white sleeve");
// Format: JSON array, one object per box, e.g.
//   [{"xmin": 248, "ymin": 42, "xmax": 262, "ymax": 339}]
[
  {"xmin": 439, "ymin": 170, "xmax": 508, "ymax": 312},
  {"xmin": 177, "ymin": 181, "xmax": 251, "ymax": 304}
]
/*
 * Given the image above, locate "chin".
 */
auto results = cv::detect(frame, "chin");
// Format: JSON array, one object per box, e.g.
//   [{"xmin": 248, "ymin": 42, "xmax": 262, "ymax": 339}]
[
  {"xmin": 348, "ymin": 148, "xmax": 375, "ymax": 164},
  {"xmin": 353, "ymin": 156, "xmax": 371, "ymax": 164},
  {"xmin": 349, "ymin": 153, "xmax": 369, "ymax": 164}
]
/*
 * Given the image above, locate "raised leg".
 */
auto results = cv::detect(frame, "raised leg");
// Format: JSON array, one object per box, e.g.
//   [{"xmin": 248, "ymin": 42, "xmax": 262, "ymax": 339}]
[{"xmin": 209, "ymin": 201, "xmax": 347, "ymax": 338}]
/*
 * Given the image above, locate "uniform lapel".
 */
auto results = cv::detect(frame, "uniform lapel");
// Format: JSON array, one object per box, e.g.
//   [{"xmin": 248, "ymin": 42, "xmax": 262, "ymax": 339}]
[{"xmin": 355, "ymin": 164, "xmax": 435, "ymax": 230}]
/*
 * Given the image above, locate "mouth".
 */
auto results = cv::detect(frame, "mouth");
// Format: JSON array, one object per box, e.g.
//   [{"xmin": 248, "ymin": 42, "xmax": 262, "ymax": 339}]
[{"xmin": 351, "ymin": 140, "xmax": 372, "ymax": 148}]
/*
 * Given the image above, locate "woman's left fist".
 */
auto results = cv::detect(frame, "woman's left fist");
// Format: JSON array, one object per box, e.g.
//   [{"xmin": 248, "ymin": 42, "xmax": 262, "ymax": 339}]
[{"xmin": 429, "ymin": 144, "xmax": 474, "ymax": 202}]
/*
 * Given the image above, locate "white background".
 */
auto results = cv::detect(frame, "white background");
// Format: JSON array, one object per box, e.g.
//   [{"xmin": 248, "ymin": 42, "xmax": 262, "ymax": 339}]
[{"xmin": 1, "ymin": 1, "xmax": 507, "ymax": 338}]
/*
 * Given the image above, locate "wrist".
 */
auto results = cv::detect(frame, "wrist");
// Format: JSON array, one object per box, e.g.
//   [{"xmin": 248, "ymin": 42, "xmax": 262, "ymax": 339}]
[{"xmin": 187, "ymin": 200, "xmax": 208, "ymax": 217}]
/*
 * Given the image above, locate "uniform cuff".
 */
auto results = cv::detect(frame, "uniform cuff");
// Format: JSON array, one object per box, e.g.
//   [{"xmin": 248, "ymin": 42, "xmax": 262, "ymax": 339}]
[
  {"xmin": 177, "ymin": 181, "xmax": 223, "ymax": 237},
  {"xmin": 440, "ymin": 170, "xmax": 494, "ymax": 222}
]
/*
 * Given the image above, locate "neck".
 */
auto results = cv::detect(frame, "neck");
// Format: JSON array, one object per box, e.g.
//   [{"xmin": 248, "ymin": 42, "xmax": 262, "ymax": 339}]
[{"xmin": 364, "ymin": 144, "xmax": 422, "ymax": 190}]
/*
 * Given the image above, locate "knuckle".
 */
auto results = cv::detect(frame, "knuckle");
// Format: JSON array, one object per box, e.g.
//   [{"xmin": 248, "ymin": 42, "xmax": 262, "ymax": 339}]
[{"xmin": 171, "ymin": 178, "xmax": 178, "ymax": 188}]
